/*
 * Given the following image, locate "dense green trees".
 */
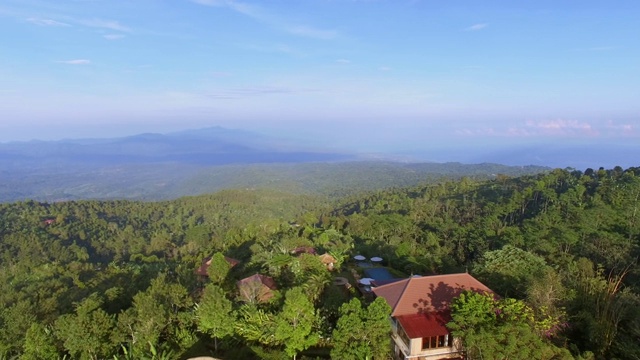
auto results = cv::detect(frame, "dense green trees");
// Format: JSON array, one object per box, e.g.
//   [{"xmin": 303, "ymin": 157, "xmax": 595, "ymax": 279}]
[
  {"xmin": 22, "ymin": 323, "xmax": 59, "ymax": 360},
  {"xmin": 328, "ymin": 166, "xmax": 640, "ymax": 359},
  {"xmin": 448, "ymin": 292, "xmax": 572, "ymax": 360},
  {"xmin": 196, "ymin": 284, "xmax": 235, "ymax": 352},
  {"xmin": 206, "ymin": 252, "xmax": 232, "ymax": 285},
  {"xmin": 275, "ymin": 287, "xmax": 319, "ymax": 359},
  {"xmin": 0, "ymin": 167, "xmax": 639, "ymax": 358},
  {"xmin": 55, "ymin": 294, "xmax": 118, "ymax": 360},
  {"xmin": 473, "ymin": 245, "xmax": 549, "ymax": 297},
  {"xmin": 330, "ymin": 297, "xmax": 391, "ymax": 360}
]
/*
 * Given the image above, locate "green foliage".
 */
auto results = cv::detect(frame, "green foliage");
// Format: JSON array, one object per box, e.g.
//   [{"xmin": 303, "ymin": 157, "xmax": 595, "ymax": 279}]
[
  {"xmin": 464, "ymin": 322, "xmax": 573, "ymax": 360},
  {"xmin": 54, "ymin": 293, "xmax": 118, "ymax": 360},
  {"xmin": 566, "ymin": 259, "xmax": 638, "ymax": 358},
  {"xmin": 275, "ymin": 287, "xmax": 319, "ymax": 359},
  {"xmin": 330, "ymin": 297, "xmax": 391, "ymax": 360},
  {"xmin": 290, "ymin": 254, "xmax": 332, "ymax": 303},
  {"xmin": 117, "ymin": 273, "xmax": 191, "ymax": 353},
  {"xmin": 195, "ymin": 284, "xmax": 235, "ymax": 352},
  {"xmin": 22, "ymin": 323, "xmax": 59, "ymax": 360},
  {"xmin": 112, "ymin": 342, "xmax": 176, "ymax": 360},
  {"xmin": 449, "ymin": 292, "xmax": 572, "ymax": 360},
  {"xmin": 0, "ymin": 300, "xmax": 37, "ymax": 355},
  {"xmin": 206, "ymin": 252, "xmax": 232, "ymax": 284},
  {"xmin": 235, "ymin": 305, "xmax": 279, "ymax": 347},
  {"xmin": 448, "ymin": 291, "xmax": 497, "ymax": 332},
  {"xmin": 526, "ymin": 268, "xmax": 568, "ymax": 333},
  {"xmin": 473, "ymin": 245, "xmax": 549, "ymax": 298},
  {"xmin": 331, "ymin": 299, "xmax": 371, "ymax": 360}
]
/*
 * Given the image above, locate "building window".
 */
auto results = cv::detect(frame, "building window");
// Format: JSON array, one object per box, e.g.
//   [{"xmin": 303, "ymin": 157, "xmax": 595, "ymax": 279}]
[
  {"xmin": 397, "ymin": 324, "xmax": 410, "ymax": 349},
  {"xmin": 421, "ymin": 334, "xmax": 453, "ymax": 349},
  {"xmin": 391, "ymin": 317, "xmax": 398, "ymax": 334}
]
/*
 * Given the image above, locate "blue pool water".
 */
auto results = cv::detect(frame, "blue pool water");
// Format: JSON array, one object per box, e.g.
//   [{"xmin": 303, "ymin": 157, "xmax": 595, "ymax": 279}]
[{"xmin": 364, "ymin": 267, "xmax": 394, "ymax": 281}]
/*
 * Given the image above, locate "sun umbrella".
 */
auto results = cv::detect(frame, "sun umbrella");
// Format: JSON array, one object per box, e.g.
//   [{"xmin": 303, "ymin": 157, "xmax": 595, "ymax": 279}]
[
  {"xmin": 370, "ymin": 257, "xmax": 383, "ymax": 262},
  {"xmin": 353, "ymin": 255, "xmax": 366, "ymax": 261}
]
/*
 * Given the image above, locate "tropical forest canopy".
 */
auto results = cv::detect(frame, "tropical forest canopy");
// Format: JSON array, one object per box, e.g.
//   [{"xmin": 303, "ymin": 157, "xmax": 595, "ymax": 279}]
[
  {"xmin": 0, "ymin": 159, "xmax": 549, "ymax": 203},
  {"xmin": 0, "ymin": 166, "xmax": 639, "ymax": 359}
]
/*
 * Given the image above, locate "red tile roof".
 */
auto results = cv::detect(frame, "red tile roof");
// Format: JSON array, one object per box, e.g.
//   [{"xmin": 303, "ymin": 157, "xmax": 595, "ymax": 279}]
[
  {"xmin": 225, "ymin": 256, "xmax": 240, "ymax": 267},
  {"xmin": 237, "ymin": 274, "xmax": 278, "ymax": 302},
  {"xmin": 237, "ymin": 273, "xmax": 277, "ymax": 289},
  {"xmin": 372, "ymin": 273, "xmax": 493, "ymax": 317},
  {"xmin": 397, "ymin": 311, "xmax": 451, "ymax": 338}
]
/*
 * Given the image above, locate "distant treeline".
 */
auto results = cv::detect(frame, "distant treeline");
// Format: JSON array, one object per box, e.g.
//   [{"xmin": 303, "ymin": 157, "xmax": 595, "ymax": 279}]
[{"xmin": 0, "ymin": 160, "xmax": 548, "ymax": 203}]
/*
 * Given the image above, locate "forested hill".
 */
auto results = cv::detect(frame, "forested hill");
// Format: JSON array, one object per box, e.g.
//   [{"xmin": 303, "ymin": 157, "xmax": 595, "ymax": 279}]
[
  {"xmin": 0, "ymin": 160, "xmax": 549, "ymax": 203},
  {"xmin": 326, "ymin": 166, "xmax": 640, "ymax": 358},
  {"xmin": 1, "ymin": 167, "xmax": 639, "ymax": 359}
]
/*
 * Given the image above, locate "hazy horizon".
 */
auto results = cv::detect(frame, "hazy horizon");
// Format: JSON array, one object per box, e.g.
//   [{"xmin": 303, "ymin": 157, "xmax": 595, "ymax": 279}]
[{"xmin": 1, "ymin": 123, "xmax": 638, "ymax": 170}]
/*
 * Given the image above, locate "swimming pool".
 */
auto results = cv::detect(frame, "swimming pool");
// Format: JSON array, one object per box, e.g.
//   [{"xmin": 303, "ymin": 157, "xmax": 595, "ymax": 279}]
[{"xmin": 364, "ymin": 267, "xmax": 394, "ymax": 281}]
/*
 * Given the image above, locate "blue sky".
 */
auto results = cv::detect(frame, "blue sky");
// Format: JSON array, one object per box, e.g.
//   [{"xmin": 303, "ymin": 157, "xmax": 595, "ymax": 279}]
[{"xmin": 0, "ymin": 0, "xmax": 638, "ymax": 153}]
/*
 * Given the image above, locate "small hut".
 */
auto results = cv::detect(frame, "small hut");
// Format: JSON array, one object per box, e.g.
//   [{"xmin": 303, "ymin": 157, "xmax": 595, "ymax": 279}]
[
  {"xmin": 318, "ymin": 253, "xmax": 337, "ymax": 271},
  {"xmin": 237, "ymin": 274, "xmax": 277, "ymax": 303},
  {"xmin": 291, "ymin": 246, "xmax": 317, "ymax": 256}
]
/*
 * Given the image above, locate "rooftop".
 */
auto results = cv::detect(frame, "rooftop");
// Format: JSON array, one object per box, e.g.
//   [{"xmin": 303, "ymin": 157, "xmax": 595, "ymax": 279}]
[
  {"xmin": 372, "ymin": 273, "xmax": 493, "ymax": 317},
  {"xmin": 237, "ymin": 273, "xmax": 277, "ymax": 289},
  {"xmin": 397, "ymin": 311, "xmax": 451, "ymax": 338}
]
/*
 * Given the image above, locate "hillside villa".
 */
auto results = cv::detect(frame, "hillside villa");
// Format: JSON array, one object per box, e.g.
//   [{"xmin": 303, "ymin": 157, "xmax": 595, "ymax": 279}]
[{"xmin": 372, "ymin": 273, "xmax": 493, "ymax": 360}]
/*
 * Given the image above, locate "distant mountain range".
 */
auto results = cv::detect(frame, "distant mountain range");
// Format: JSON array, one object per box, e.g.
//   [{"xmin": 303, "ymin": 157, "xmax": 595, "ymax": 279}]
[
  {"xmin": 0, "ymin": 126, "xmax": 553, "ymax": 203},
  {"xmin": 0, "ymin": 126, "xmax": 354, "ymax": 167}
]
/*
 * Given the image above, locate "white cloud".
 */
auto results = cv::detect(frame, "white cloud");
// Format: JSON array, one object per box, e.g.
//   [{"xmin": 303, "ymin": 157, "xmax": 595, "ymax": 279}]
[
  {"xmin": 103, "ymin": 34, "xmax": 125, "ymax": 40},
  {"xmin": 336, "ymin": 59, "xmax": 351, "ymax": 64},
  {"xmin": 457, "ymin": 119, "xmax": 609, "ymax": 138},
  {"xmin": 79, "ymin": 18, "xmax": 131, "ymax": 32},
  {"xmin": 465, "ymin": 23, "xmax": 488, "ymax": 31},
  {"xmin": 237, "ymin": 43, "xmax": 305, "ymax": 57},
  {"xmin": 286, "ymin": 25, "xmax": 337, "ymax": 40},
  {"xmin": 604, "ymin": 120, "xmax": 635, "ymax": 136},
  {"xmin": 27, "ymin": 18, "xmax": 70, "ymax": 27},
  {"xmin": 192, "ymin": 0, "xmax": 338, "ymax": 40},
  {"xmin": 57, "ymin": 59, "xmax": 91, "ymax": 65},
  {"xmin": 526, "ymin": 119, "xmax": 594, "ymax": 133}
]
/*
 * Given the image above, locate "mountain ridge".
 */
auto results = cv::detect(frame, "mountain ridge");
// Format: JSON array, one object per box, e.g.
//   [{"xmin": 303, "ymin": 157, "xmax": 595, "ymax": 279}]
[{"xmin": 0, "ymin": 126, "xmax": 553, "ymax": 203}]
